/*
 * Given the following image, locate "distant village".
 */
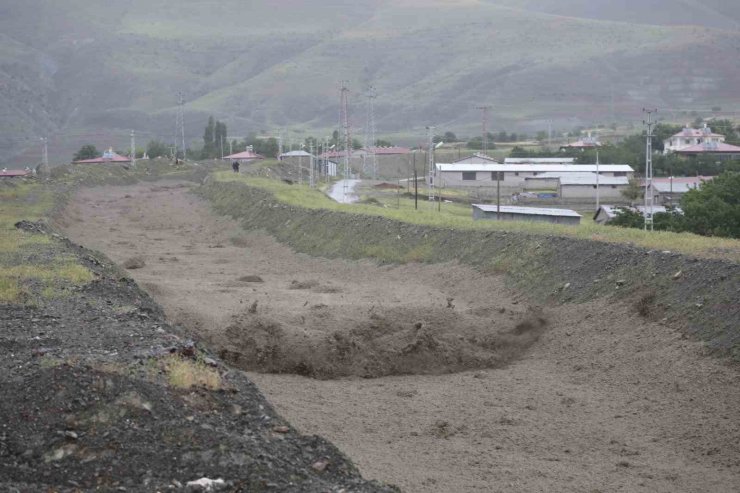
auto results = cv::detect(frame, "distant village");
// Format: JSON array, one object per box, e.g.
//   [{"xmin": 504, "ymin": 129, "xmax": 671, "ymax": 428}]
[{"xmin": 3, "ymin": 122, "xmax": 737, "ymax": 229}]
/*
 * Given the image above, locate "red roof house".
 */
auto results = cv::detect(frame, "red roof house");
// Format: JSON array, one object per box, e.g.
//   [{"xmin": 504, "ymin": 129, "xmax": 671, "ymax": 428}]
[
  {"xmin": 675, "ymin": 141, "xmax": 740, "ymax": 157},
  {"xmin": 224, "ymin": 150, "xmax": 265, "ymax": 162},
  {"xmin": 0, "ymin": 168, "xmax": 33, "ymax": 178}
]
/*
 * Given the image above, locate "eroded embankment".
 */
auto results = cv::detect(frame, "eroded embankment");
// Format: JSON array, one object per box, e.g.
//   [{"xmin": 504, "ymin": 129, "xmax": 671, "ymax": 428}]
[{"xmin": 199, "ymin": 180, "xmax": 740, "ymax": 361}]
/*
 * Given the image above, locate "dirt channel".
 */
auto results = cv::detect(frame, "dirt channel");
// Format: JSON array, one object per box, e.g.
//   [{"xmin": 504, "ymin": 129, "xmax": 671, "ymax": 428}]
[{"xmin": 60, "ymin": 181, "xmax": 740, "ymax": 493}]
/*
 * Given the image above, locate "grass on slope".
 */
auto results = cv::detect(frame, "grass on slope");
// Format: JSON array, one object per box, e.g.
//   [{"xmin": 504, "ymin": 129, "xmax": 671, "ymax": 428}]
[
  {"xmin": 214, "ymin": 171, "xmax": 740, "ymax": 262},
  {"xmin": 0, "ymin": 182, "xmax": 92, "ymax": 304}
]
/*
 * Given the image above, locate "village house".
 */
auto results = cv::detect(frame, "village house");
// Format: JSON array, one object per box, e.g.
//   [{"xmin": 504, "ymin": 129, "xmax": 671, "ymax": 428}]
[
  {"xmin": 642, "ymin": 176, "xmax": 712, "ymax": 205},
  {"xmin": 454, "ymin": 153, "xmax": 499, "ymax": 164},
  {"xmin": 224, "ymin": 150, "xmax": 265, "ymax": 163},
  {"xmin": 73, "ymin": 148, "xmax": 130, "ymax": 164},
  {"xmin": 674, "ymin": 141, "xmax": 740, "ymax": 160},
  {"xmin": 663, "ymin": 125, "xmax": 725, "ymax": 154},
  {"xmin": 593, "ymin": 205, "xmax": 676, "ymax": 225},
  {"xmin": 559, "ymin": 133, "xmax": 601, "ymax": 151}
]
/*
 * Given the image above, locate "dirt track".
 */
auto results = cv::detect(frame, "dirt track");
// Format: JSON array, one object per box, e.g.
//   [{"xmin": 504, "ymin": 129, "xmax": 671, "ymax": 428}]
[{"xmin": 61, "ymin": 182, "xmax": 740, "ymax": 493}]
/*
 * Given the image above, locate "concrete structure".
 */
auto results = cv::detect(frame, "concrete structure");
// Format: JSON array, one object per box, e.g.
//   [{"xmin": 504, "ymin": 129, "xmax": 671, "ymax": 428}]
[
  {"xmin": 504, "ymin": 157, "xmax": 575, "ymax": 165},
  {"xmin": 436, "ymin": 163, "xmax": 634, "ymax": 191},
  {"xmin": 473, "ymin": 204, "xmax": 582, "ymax": 225},
  {"xmin": 664, "ymin": 125, "xmax": 725, "ymax": 154},
  {"xmin": 525, "ymin": 172, "xmax": 629, "ymax": 201},
  {"xmin": 224, "ymin": 150, "xmax": 265, "ymax": 163},
  {"xmin": 279, "ymin": 150, "xmax": 313, "ymax": 160},
  {"xmin": 74, "ymin": 148, "xmax": 130, "ymax": 165},
  {"xmin": 455, "ymin": 153, "xmax": 499, "ymax": 164}
]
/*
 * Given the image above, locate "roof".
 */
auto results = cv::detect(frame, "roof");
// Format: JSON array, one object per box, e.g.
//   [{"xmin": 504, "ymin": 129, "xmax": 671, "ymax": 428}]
[
  {"xmin": 279, "ymin": 150, "xmax": 313, "ymax": 158},
  {"xmin": 528, "ymin": 172, "xmax": 629, "ymax": 186},
  {"xmin": 363, "ymin": 146, "xmax": 411, "ymax": 155},
  {"xmin": 595, "ymin": 205, "xmax": 676, "ymax": 220},
  {"xmin": 74, "ymin": 149, "xmax": 130, "ymax": 164},
  {"xmin": 667, "ymin": 127, "xmax": 724, "ymax": 139},
  {"xmin": 454, "ymin": 153, "xmax": 498, "ymax": 164},
  {"xmin": 437, "ymin": 163, "xmax": 634, "ymax": 173},
  {"xmin": 473, "ymin": 204, "xmax": 582, "ymax": 218},
  {"xmin": 560, "ymin": 137, "xmax": 601, "ymax": 149},
  {"xmin": 0, "ymin": 169, "xmax": 32, "ymax": 177},
  {"xmin": 642, "ymin": 176, "xmax": 712, "ymax": 194},
  {"xmin": 675, "ymin": 142, "xmax": 740, "ymax": 154},
  {"xmin": 225, "ymin": 150, "xmax": 265, "ymax": 160},
  {"xmin": 504, "ymin": 157, "xmax": 575, "ymax": 164},
  {"xmin": 320, "ymin": 150, "xmax": 351, "ymax": 159}
]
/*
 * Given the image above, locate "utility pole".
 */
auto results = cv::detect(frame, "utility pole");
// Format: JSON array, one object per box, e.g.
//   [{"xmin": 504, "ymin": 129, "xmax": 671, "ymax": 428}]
[
  {"xmin": 548, "ymin": 119, "xmax": 553, "ymax": 148},
  {"xmin": 426, "ymin": 126, "xmax": 435, "ymax": 203},
  {"xmin": 175, "ymin": 92, "xmax": 186, "ymax": 159},
  {"xmin": 340, "ymin": 81, "xmax": 352, "ymax": 200},
  {"xmin": 477, "ymin": 105, "xmax": 492, "ymax": 154},
  {"xmin": 220, "ymin": 135, "xmax": 224, "ymax": 160},
  {"xmin": 41, "ymin": 137, "xmax": 48, "ymax": 175},
  {"xmin": 363, "ymin": 86, "xmax": 378, "ymax": 179},
  {"xmin": 131, "ymin": 130, "xmax": 136, "ymax": 168},
  {"xmin": 643, "ymin": 108, "xmax": 657, "ymax": 231},
  {"xmin": 310, "ymin": 143, "xmax": 316, "ymax": 188},
  {"xmin": 595, "ymin": 149, "xmax": 600, "ymax": 211}
]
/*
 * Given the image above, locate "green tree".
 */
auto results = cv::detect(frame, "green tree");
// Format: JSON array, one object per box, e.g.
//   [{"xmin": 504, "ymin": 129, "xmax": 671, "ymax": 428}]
[
  {"xmin": 621, "ymin": 178, "xmax": 643, "ymax": 205},
  {"xmin": 536, "ymin": 131, "xmax": 547, "ymax": 142},
  {"xmin": 443, "ymin": 131, "xmax": 457, "ymax": 142},
  {"xmin": 214, "ymin": 121, "xmax": 227, "ymax": 155},
  {"xmin": 73, "ymin": 145, "xmax": 100, "ymax": 161},
  {"xmin": 680, "ymin": 172, "xmax": 740, "ymax": 238},
  {"xmin": 146, "ymin": 140, "xmax": 169, "ymax": 158},
  {"xmin": 374, "ymin": 139, "xmax": 393, "ymax": 147}
]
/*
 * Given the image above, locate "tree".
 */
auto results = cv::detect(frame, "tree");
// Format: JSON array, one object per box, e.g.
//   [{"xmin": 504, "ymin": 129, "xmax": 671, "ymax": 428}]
[
  {"xmin": 680, "ymin": 172, "xmax": 740, "ymax": 238},
  {"xmin": 214, "ymin": 121, "xmax": 228, "ymax": 156},
  {"xmin": 536, "ymin": 131, "xmax": 547, "ymax": 142},
  {"xmin": 73, "ymin": 145, "xmax": 100, "ymax": 161},
  {"xmin": 710, "ymin": 119, "xmax": 740, "ymax": 145},
  {"xmin": 443, "ymin": 131, "xmax": 457, "ymax": 142},
  {"xmin": 621, "ymin": 178, "xmax": 643, "ymax": 205},
  {"xmin": 203, "ymin": 116, "xmax": 215, "ymax": 158},
  {"xmin": 374, "ymin": 139, "xmax": 393, "ymax": 147},
  {"xmin": 146, "ymin": 140, "xmax": 169, "ymax": 158}
]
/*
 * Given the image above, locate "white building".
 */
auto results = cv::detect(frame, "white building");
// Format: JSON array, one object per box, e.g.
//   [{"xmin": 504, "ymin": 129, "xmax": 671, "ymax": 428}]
[
  {"xmin": 473, "ymin": 205, "xmax": 582, "ymax": 225},
  {"xmin": 454, "ymin": 153, "xmax": 499, "ymax": 164},
  {"xmin": 594, "ymin": 205, "xmax": 676, "ymax": 225},
  {"xmin": 663, "ymin": 125, "xmax": 725, "ymax": 154},
  {"xmin": 435, "ymin": 163, "xmax": 634, "ymax": 191}
]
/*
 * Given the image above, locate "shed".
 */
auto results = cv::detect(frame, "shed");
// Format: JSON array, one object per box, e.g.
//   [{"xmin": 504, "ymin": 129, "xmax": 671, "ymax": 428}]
[
  {"xmin": 472, "ymin": 204, "xmax": 581, "ymax": 225},
  {"xmin": 224, "ymin": 150, "xmax": 265, "ymax": 163},
  {"xmin": 1, "ymin": 168, "xmax": 33, "ymax": 178}
]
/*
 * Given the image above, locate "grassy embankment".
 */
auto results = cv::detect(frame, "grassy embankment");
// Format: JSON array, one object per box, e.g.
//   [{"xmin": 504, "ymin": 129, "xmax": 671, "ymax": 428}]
[
  {"xmin": 1, "ymin": 160, "xmax": 214, "ymax": 304},
  {"xmin": 0, "ymin": 182, "xmax": 92, "ymax": 303},
  {"xmin": 214, "ymin": 171, "xmax": 740, "ymax": 262}
]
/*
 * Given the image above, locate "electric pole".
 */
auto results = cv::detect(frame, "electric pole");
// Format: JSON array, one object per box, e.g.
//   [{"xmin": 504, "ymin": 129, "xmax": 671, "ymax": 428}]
[
  {"xmin": 176, "ymin": 92, "xmax": 186, "ymax": 159},
  {"xmin": 131, "ymin": 130, "xmax": 136, "ymax": 168},
  {"xmin": 643, "ymin": 108, "xmax": 657, "ymax": 231},
  {"xmin": 340, "ymin": 81, "xmax": 352, "ymax": 200},
  {"xmin": 477, "ymin": 105, "xmax": 492, "ymax": 154},
  {"xmin": 426, "ymin": 126, "xmax": 435, "ymax": 203},
  {"xmin": 41, "ymin": 137, "xmax": 48, "ymax": 175}
]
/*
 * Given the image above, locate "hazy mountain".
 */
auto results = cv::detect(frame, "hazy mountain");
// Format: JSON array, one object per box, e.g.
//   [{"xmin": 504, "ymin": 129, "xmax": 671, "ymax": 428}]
[{"xmin": 2, "ymin": 0, "xmax": 740, "ymax": 165}]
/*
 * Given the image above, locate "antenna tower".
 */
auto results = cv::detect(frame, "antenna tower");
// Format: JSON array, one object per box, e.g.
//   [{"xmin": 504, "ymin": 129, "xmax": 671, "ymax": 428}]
[
  {"xmin": 643, "ymin": 108, "xmax": 657, "ymax": 231},
  {"xmin": 363, "ymin": 86, "xmax": 378, "ymax": 179},
  {"xmin": 340, "ymin": 81, "xmax": 352, "ymax": 199},
  {"xmin": 477, "ymin": 105, "xmax": 492, "ymax": 154}
]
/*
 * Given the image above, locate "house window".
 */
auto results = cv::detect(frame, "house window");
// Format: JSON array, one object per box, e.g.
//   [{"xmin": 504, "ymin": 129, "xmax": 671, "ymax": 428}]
[
  {"xmin": 462, "ymin": 172, "xmax": 476, "ymax": 181},
  {"xmin": 491, "ymin": 172, "xmax": 504, "ymax": 180},
  {"xmin": 611, "ymin": 185, "xmax": 617, "ymax": 189},
  {"xmin": 614, "ymin": 172, "xmax": 626, "ymax": 177},
  {"xmin": 514, "ymin": 172, "xmax": 519, "ymax": 176}
]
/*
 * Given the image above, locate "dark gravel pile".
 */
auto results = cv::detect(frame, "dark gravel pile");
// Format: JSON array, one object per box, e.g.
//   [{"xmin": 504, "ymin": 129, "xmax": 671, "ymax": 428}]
[{"xmin": 0, "ymin": 225, "xmax": 398, "ymax": 493}]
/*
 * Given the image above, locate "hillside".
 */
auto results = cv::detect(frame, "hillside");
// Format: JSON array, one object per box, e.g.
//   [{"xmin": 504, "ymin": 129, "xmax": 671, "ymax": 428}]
[{"xmin": 2, "ymin": 0, "xmax": 740, "ymax": 165}]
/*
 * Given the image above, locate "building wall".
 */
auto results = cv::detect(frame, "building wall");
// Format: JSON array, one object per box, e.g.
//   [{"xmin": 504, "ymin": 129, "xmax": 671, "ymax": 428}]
[{"xmin": 560, "ymin": 184, "xmax": 627, "ymax": 200}]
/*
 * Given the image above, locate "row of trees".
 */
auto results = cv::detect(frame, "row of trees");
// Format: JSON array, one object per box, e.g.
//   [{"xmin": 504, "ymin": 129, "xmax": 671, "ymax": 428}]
[{"xmin": 609, "ymin": 172, "xmax": 740, "ymax": 238}]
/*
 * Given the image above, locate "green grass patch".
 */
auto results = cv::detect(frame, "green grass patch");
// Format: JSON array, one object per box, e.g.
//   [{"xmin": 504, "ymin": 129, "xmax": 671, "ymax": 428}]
[{"xmin": 213, "ymin": 172, "xmax": 740, "ymax": 262}]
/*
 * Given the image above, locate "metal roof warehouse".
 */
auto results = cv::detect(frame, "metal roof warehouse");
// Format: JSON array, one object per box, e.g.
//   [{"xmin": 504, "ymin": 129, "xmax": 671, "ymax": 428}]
[{"xmin": 472, "ymin": 204, "xmax": 582, "ymax": 225}]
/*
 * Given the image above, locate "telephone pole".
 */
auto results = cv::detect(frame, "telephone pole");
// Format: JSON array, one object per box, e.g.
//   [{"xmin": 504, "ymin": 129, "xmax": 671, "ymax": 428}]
[
  {"xmin": 130, "ymin": 130, "xmax": 136, "ymax": 168},
  {"xmin": 477, "ymin": 105, "xmax": 492, "ymax": 154},
  {"xmin": 643, "ymin": 108, "xmax": 657, "ymax": 231},
  {"xmin": 176, "ymin": 92, "xmax": 186, "ymax": 159},
  {"xmin": 41, "ymin": 137, "xmax": 48, "ymax": 175}
]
